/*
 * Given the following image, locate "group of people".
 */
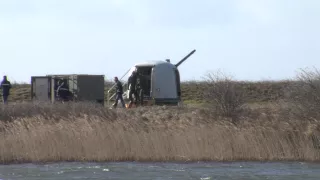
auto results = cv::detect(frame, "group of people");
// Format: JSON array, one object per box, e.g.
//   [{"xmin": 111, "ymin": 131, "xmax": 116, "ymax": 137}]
[
  {"xmin": 0, "ymin": 72, "xmax": 142, "ymax": 107},
  {"xmin": 112, "ymin": 70, "xmax": 142, "ymax": 108},
  {"xmin": 0, "ymin": 75, "xmax": 73, "ymax": 105},
  {"xmin": 0, "ymin": 75, "xmax": 12, "ymax": 105}
]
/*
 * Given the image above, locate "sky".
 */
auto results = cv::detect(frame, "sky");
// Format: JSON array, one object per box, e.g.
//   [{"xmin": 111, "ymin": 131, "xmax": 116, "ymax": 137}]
[{"xmin": 0, "ymin": 0, "xmax": 319, "ymax": 83}]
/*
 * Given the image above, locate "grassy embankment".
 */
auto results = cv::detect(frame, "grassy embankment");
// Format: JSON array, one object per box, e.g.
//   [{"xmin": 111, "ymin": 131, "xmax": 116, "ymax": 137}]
[
  {"xmin": 6, "ymin": 80, "xmax": 291, "ymax": 105},
  {"xmin": 0, "ymin": 69, "xmax": 320, "ymax": 163}
]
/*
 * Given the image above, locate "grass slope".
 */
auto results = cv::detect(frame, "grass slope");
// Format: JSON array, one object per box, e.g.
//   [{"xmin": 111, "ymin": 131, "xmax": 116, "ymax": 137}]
[
  {"xmin": 0, "ymin": 73, "xmax": 319, "ymax": 163},
  {"xmin": 6, "ymin": 80, "xmax": 294, "ymax": 104}
]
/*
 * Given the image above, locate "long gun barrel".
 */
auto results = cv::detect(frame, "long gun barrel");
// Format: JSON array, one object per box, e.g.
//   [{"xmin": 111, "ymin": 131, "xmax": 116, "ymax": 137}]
[{"xmin": 175, "ymin": 49, "xmax": 196, "ymax": 67}]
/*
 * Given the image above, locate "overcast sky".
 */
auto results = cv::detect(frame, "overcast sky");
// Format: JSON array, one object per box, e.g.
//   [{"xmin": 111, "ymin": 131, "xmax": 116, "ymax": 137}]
[{"xmin": 0, "ymin": 0, "xmax": 319, "ymax": 83}]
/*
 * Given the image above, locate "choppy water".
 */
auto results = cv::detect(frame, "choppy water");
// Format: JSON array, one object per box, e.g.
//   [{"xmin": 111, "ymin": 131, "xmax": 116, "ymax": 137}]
[{"xmin": 0, "ymin": 161, "xmax": 320, "ymax": 180}]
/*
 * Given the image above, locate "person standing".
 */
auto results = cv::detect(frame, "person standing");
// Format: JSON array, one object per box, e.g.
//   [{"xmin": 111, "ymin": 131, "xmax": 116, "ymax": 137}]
[
  {"xmin": 0, "ymin": 75, "xmax": 12, "ymax": 104},
  {"xmin": 127, "ymin": 70, "xmax": 139, "ymax": 107},
  {"xmin": 112, "ymin": 76, "xmax": 125, "ymax": 108},
  {"xmin": 136, "ymin": 72, "xmax": 145, "ymax": 106},
  {"xmin": 56, "ymin": 79, "xmax": 73, "ymax": 102}
]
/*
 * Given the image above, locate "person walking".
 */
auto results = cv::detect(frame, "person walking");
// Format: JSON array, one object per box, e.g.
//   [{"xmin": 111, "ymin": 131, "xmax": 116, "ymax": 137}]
[
  {"xmin": 112, "ymin": 76, "xmax": 125, "ymax": 108},
  {"xmin": 0, "ymin": 75, "xmax": 12, "ymax": 104}
]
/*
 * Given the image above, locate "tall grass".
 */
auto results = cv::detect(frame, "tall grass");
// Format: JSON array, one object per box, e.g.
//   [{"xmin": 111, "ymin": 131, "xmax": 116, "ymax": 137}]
[
  {"xmin": 0, "ymin": 102, "xmax": 320, "ymax": 164},
  {"xmin": 1, "ymin": 67, "xmax": 320, "ymax": 164}
]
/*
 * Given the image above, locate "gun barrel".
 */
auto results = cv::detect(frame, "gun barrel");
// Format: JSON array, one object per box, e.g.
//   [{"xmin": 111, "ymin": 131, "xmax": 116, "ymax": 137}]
[{"xmin": 175, "ymin": 49, "xmax": 196, "ymax": 67}]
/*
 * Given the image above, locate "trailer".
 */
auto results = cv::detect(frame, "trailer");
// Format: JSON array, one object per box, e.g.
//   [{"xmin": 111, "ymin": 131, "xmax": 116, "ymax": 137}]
[
  {"xmin": 31, "ymin": 74, "xmax": 105, "ymax": 105},
  {"xmin": 107, "ymin": 49, "xmax": 196, "ymax": 107}
]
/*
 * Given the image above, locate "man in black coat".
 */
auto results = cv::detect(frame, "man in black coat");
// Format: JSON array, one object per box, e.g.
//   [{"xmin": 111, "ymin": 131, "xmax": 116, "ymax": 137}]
[
  {"xmin": 0, "ymin": 75, "xmax": 12, "ymax": 104},
  {"xmin": 112, "ymin": 76, "xmax": 125, "ymax": 108}
]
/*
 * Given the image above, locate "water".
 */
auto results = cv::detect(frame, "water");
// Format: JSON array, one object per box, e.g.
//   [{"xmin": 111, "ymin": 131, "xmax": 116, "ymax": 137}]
[{"xmin": 0, "ymin": 161, "xmax": 320, "ymax": 180}]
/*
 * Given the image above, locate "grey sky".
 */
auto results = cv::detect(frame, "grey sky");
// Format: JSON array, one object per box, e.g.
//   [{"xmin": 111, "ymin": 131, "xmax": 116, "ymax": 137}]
[{"xmin": 0, "ymin": 0, "xmax": 319, "ymax": 83}]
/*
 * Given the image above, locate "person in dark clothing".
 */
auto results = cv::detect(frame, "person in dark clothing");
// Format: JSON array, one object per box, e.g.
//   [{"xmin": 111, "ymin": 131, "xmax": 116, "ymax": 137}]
[
  {"xmin": 127, "ymin": 71, "xmax": 139, "ymax": 107},
  {"xmin": 136, "ymin": 73, "xmax": 146, "ymax": 105},
  {"xmin": 56, "ymin": 80, "xmax": 73, "ymax": 102},
  {"xmin": 112, "ymin": 76, "xmax": 125, "ymax": 108},
  {"xmin": 0, "ymin": 75, "xmax": 12, "ymax": 104}
]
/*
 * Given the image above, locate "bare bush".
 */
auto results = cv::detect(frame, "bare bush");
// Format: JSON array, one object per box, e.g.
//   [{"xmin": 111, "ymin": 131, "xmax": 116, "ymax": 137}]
[
  {"xmin": 202, "ymin": 70, "xmax": 247, "ymax": 119},
  {"xmin": 286, "ymin": 67, "xmax": 320, "ymax": 119}
]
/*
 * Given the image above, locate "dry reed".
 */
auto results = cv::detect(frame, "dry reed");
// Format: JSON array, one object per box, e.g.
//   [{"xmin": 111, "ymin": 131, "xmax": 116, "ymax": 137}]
[{"xmin": 0, "ymin": 102, "xmax": 320, "ymax": 164}]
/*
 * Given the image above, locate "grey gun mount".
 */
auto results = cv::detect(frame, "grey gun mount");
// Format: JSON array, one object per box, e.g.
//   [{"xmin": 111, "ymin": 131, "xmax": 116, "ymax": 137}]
[{"xmin": 175, "ymin": 49, "xmax": 196, "ymax": 67}]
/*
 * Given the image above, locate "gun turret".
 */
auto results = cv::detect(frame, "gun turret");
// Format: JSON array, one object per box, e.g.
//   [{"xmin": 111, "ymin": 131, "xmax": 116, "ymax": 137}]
[{"xmin": 175, "ymin": 49, "xmax": 196, "ymax": 68}]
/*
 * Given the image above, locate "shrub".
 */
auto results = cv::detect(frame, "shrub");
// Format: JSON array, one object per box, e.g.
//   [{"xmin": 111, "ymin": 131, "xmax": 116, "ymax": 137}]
[
  {"xmin": 202, "ymin": 70, "xmax": 247, "ymax": 120},
  {"xmin": 285, "ymin": 67, "xmax": 320, "ymax": 119}
]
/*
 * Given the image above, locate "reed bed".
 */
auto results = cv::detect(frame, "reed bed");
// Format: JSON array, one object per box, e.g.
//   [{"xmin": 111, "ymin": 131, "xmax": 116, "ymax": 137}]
[{"xmin": 0, "ymin": 102, "xmax": 319, "ymax": 164}]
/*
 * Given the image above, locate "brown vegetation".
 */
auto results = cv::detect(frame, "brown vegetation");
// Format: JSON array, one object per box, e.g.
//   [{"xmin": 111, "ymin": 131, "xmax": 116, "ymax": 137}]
[
  {"xmin": 8, "ymin": 77, "xmax": 294, "ymax": 104},
  {"xmin": 202, "ymin": 70, "xmax": 247, "ymax": 119},
  {"xmin": 0, "ymin": 100, "xmax": 319, "ymax": 164},
  {"xmin": 0, "ymin": 68, "xmax": 319, "ymax": 164}
]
